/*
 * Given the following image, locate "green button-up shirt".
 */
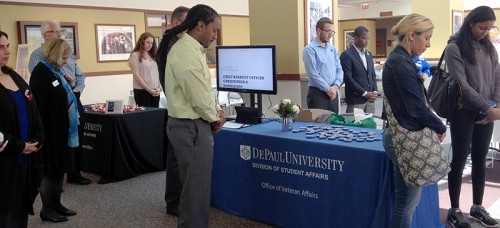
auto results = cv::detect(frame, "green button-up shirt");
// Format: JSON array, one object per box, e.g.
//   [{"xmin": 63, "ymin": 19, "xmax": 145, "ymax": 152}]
[{"xmin": 165, "ymin": 33, "xmax": 221, "ymax": 123}]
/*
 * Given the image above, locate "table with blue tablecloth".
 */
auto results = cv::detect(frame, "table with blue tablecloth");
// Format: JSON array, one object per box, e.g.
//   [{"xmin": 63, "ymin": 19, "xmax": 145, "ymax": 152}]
[{"xmin": 211, "ymin": 120, "xmax": 444, "ymax": 227}]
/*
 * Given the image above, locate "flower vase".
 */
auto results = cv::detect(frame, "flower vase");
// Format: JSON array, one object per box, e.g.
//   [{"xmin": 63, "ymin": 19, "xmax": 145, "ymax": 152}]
[{"xmin": 281, "ymin": 116, "xmax": 293, "ymax": 132}]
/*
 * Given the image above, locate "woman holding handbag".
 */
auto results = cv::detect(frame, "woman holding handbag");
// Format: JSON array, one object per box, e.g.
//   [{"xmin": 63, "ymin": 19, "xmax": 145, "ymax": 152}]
[
  {"xmin": 445, "ymin": 6, "xmax": 500, "ymax": 228},
  {"xmin": 382, "ymin": 14, "xmax": 446, "ymax": 227}
]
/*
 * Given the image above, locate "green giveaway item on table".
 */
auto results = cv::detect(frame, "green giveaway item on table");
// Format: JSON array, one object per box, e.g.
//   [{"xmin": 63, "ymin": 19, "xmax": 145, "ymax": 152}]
[{"xmin": 329, "ymin": 113, "xmax": 377, "ymax": 129}]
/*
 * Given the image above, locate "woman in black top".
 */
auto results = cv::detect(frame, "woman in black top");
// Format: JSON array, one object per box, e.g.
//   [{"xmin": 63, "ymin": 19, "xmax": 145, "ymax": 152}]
[{"xmin": 0, "ymin": 31, "xmax": 44, "ymax": 228}]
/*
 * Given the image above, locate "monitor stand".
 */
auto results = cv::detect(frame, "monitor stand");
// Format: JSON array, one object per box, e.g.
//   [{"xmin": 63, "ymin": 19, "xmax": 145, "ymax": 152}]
[{"xmin": 249, "ymin": 93, "xmax": 263, "ymax": 118}]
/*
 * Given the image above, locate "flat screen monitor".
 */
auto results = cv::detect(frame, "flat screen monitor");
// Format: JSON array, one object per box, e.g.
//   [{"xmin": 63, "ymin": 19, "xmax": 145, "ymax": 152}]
[{"xmin": 216, "ymin": 45, "xmax": 277, "ymax": 95}]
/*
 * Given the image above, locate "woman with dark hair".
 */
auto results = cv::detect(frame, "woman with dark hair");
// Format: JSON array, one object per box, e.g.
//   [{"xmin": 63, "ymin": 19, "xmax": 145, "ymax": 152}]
[
  {"xmin": 445, "ymin": 5, "xmax": 500, "ymax": 228},
  {"xmin": 128, "ymin": 32, "xmax": 161, "ymax": 107},
  {"xmin": 0, "ymin": 31, "xmax": 44, "ymax": 228},
  {"xmin": 30, "ymin": 38, "xmax": 79, "ymax": 223}
]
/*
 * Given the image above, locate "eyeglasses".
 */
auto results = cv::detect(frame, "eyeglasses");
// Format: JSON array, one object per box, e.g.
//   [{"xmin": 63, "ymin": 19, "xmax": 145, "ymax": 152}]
[
  {"xmin": 321, "ymin": 28, "xmax": 336, "ymax": 35},
  {"xmin": 45, "ymin": 30, "xmax": 64, "ymax": 35},
  {"xmin": 176, "ymin": 18, "xmax": 184, "ymax": 23}
]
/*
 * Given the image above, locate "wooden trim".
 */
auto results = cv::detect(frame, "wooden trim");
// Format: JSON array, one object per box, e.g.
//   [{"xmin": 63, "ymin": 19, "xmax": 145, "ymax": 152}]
[
  {"xmin": 379, "ymin": 11, "xmax": 393, "ymax": 17},
  {"xmin": 84, "ymin": 70, "xmax": 132, "ymax": 76},
  {"xmin": 338, "ymin": 19, "xmax": 377, "ymax": 22},
  {"xmin": 0, "ymin": 1, "xmax": 249, "ymax": 17},
  {"xmin": 277, "ymin": 73, "xmax": 307, "ymax": 81}
]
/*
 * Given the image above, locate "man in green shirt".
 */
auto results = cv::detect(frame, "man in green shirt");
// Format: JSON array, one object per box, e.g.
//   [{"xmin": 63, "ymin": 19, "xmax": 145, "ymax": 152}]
[{"xmin": 164, "ymin": 4, "xmax": 225, "ymax": 228}]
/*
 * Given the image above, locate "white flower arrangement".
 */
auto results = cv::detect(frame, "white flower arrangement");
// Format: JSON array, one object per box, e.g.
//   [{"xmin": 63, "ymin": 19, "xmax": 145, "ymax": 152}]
[{"xmin": 272, "ymin": 99, "xmax": 301, "ymax": 118}]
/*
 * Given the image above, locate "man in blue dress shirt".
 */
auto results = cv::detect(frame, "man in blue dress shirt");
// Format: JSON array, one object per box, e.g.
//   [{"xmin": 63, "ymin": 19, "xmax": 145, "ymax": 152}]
[{"xmin": 302, "ymin": 17, "xmax": 344, "ymax": 113}]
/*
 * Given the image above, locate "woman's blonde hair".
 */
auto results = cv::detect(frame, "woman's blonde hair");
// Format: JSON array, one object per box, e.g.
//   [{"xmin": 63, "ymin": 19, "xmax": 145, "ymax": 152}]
[
  {"xmin": 42, "ymin": 38, "xmax": 71, "ymax": 69},
  {"xmin": 391, "ymin": 14, "xmax": 434, "ymax": 44}
]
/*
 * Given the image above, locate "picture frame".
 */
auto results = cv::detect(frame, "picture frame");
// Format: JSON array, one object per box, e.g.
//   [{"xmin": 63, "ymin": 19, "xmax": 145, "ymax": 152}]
[
  {"xmin": 104, "ymin": 100, "xmax": 124, "ymax": 114},
  {"xmin": 304, "ymin": 0, "xmax": 333, "ymax": 46},
  {"xmin": 344, "ymin": 30, "xmax": 355, "ymax": 51},
  {"xmin": 17, "ymin": 21, "xmax": 80, "ymax": 59},
  {"xmin": 452, "ymin": 10, "xmax": 463, "ymax": 35},
  {"xmin": 95, "ymin": 24, "xmax": 136, "ymax": 62}
]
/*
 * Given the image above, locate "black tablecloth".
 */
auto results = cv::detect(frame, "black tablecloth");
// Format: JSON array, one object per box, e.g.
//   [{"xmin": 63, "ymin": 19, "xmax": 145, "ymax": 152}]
[{"xmin": 80, "ymin": 107, "xmax": 167, "ymax": 183}]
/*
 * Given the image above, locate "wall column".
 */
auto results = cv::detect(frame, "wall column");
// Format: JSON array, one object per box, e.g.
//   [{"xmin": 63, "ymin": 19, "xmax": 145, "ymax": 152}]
[{"xmin": 247, "ymin": 0, "xmax": 339, "ymax": 116}]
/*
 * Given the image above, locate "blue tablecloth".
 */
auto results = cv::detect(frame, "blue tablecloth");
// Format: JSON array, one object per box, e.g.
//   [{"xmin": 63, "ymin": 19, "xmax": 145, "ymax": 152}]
[{"xmin": 211, "ymin": 121, "xmax": 443, "ymax": 227}]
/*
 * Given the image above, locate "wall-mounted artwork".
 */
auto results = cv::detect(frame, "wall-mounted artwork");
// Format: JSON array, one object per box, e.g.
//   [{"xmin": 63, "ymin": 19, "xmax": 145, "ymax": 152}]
[
  {"xmin": 17, "ymin": 21, "xmax": 80, "ymax": 59},
  {"xmin": 344, "ymin": 30, "xmax": 355, "ymax": 51},
  {"xmin": 452, "ymin": 10, "xmax": 463, "ymax": 34},
  {"xmin": 304, "ymin": 0, "xmax": 333, "ymax": 45},
  {"xmin": 95, "ymin": 24, "xmax": 136, "ymax": 62}
]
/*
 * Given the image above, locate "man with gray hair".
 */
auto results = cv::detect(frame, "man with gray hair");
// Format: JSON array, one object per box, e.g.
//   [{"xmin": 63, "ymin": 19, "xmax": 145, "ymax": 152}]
[{"xmin": 28, "ymin": 20, "xmax": 90, "ymax": 185}]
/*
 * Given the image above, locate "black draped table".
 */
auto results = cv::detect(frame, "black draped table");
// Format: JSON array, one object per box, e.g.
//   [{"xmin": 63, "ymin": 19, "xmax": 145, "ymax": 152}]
[{"xmin": 80, "ymin": 107, "xmax": 167, "ymax": 183}]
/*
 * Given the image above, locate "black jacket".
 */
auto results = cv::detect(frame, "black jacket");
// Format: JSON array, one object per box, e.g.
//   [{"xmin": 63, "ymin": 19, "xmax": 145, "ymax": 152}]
[
  {"xmin": 340, "ymin": 45, "xmax": 378, "ymax": 105},
  {"xmin": 0, "ymin": 69, "xmax": 44, "ymax": 214},
  {"xmin": 30, "ymin": 63, "xmax": 71, "ymax": 177}
]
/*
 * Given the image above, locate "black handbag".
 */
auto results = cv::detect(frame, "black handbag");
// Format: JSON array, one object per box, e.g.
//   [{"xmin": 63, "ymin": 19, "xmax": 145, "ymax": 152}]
[{"xmin": 428, "ymin": 50, "xmax": 462, "ymax": 121}]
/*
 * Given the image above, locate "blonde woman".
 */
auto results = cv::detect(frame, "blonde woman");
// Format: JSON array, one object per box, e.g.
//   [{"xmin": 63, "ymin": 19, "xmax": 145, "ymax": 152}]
[
  {"xmin": 382, "ymin": 14, "xmax": 446, "ymax": 228},
  {"xmin": 30, "ymin": 38, "xmax": 79, "ymax": 223},
  {"xmin": 128, "ymin": 32, "xmax": 161, "ymax": 107}
]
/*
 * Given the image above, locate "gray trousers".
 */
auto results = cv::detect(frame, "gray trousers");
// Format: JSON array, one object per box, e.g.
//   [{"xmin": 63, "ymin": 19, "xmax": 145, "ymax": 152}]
[
  {"xmin": 167, "ymin": 118, "xmax": 214, "ymax": 228},
  {"xmin": 346, "ymin": 101, "xmax": 375, "ymax": 114},
  {"xmin": 307, "ymin": 86, "xmax": 339, "ymax": 114}
]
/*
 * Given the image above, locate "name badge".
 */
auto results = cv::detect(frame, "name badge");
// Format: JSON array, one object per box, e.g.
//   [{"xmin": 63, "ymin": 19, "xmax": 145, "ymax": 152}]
[{"xmin": 52, "ymin": 80, "xmax": 60, "ymax": 87}]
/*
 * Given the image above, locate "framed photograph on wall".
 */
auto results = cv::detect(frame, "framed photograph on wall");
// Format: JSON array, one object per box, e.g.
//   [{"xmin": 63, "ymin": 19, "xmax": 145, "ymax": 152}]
[
  {"xmin": 95, "ymin": 24, "xmax": 136, "ymax": 62},
  {"xmin": 17, "ymin": 21, "xmax": 80, "ymax": 59},
  {"xmin": 344, "ymin": 30, "xmax": 354, "ymax": 51},
  {"xmin": 304, "ymin": 0, "xmax": 333, "ymax": 46},
  {"xmin": 452, "ymin": 10, "xmax": 463, "ymax": 34}
]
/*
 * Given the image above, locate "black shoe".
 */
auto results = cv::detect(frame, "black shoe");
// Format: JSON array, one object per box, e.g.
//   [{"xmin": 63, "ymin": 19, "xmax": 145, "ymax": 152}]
[
  {"xmin": 56, "ymin": 205, "xmax": 77, "ymax": 216},
  {"xmin": 67, "ymin": 175, "xmax": 91, "ymax": 185},
  {"xmin": 447, "ymin": 208, "xmax": 471, "ymax": 228},
  {"xmin": 166, "ymin": 207, "xmax": 179, "ymax": 217},
  {"xmin": 469, "ymin": 206, "xmax": 499, "ymax": 227},
  {"xmin": 40, "ymin": 210, "xmax": 68, "ymax": 222}
]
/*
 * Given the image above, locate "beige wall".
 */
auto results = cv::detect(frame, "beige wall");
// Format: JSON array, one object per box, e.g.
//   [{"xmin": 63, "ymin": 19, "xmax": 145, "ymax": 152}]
[
  {"xmin": 0, "ymin": 4, "xmax": 145, "ymax": 73},
  {"xmin": 219, "ymin": 16, "xmax": 250, "ymax": 45},
  {"xmin": 250, "ymin": 0, "xmax": 302, "ymax": 74},
  {"xmin": 338, "ymin": 20, "xmax": 376, "ymax": 55},
  {"xmin": 0, "ymin": 3, "xmax": 249, "ymax": 75}
]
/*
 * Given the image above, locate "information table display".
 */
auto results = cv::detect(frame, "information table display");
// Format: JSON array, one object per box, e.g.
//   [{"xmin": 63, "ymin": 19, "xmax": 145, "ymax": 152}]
[
  {"xmin": 80, "ymin": 107, "xmax": 167, "ymax": 183},
  {"xmin": 211, "ymin": 121, "xmax": 443, "ymax": 227}
]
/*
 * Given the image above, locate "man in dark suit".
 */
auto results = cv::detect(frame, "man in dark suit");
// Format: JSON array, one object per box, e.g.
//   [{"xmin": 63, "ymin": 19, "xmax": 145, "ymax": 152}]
[{"xmin": 340, "ymin": 26, "xmax": 378, "ymax": 114}]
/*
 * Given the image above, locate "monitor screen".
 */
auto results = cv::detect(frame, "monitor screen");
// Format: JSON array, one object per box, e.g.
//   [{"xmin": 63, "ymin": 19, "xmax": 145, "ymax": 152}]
[{"xmin": 216, "ymin": 45, "xmax": 277, "ymax": 95}]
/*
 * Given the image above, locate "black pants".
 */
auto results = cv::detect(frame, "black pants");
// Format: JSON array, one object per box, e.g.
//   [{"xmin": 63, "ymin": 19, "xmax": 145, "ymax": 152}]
[
  {"xmin": 0, "ymin": 212, "xmax": 28, "ymax": 228},
  {"xmin": 307, "ymin": 86, "xmax": 339, "ymax": 113},
  {"xmin": 134, "ymin": 89, "xmax": 160, "ymax": 108},
  {"xmin": 68, "ymin": 92, "xmax": 84, "ymax": 179},
  {"xmin": 448, "ymin": 108, "xmax": 493, "ymax": 208},
  {"xmin": 40, "ymin": 173, "xmax": 65, "ymax": 212}
]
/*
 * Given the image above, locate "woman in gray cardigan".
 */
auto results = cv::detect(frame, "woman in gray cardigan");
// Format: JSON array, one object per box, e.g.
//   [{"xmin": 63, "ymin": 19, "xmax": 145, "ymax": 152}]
[{"xmin": 445, "ymin": 6, "xmax": 500, "ymax": 228}]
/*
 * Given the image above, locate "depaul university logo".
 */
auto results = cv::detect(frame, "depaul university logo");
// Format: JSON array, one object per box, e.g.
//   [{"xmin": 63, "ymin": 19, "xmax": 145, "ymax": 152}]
[{"xmin": 240, "ymin": 145, "xmax": 251, "ymax": 160}]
